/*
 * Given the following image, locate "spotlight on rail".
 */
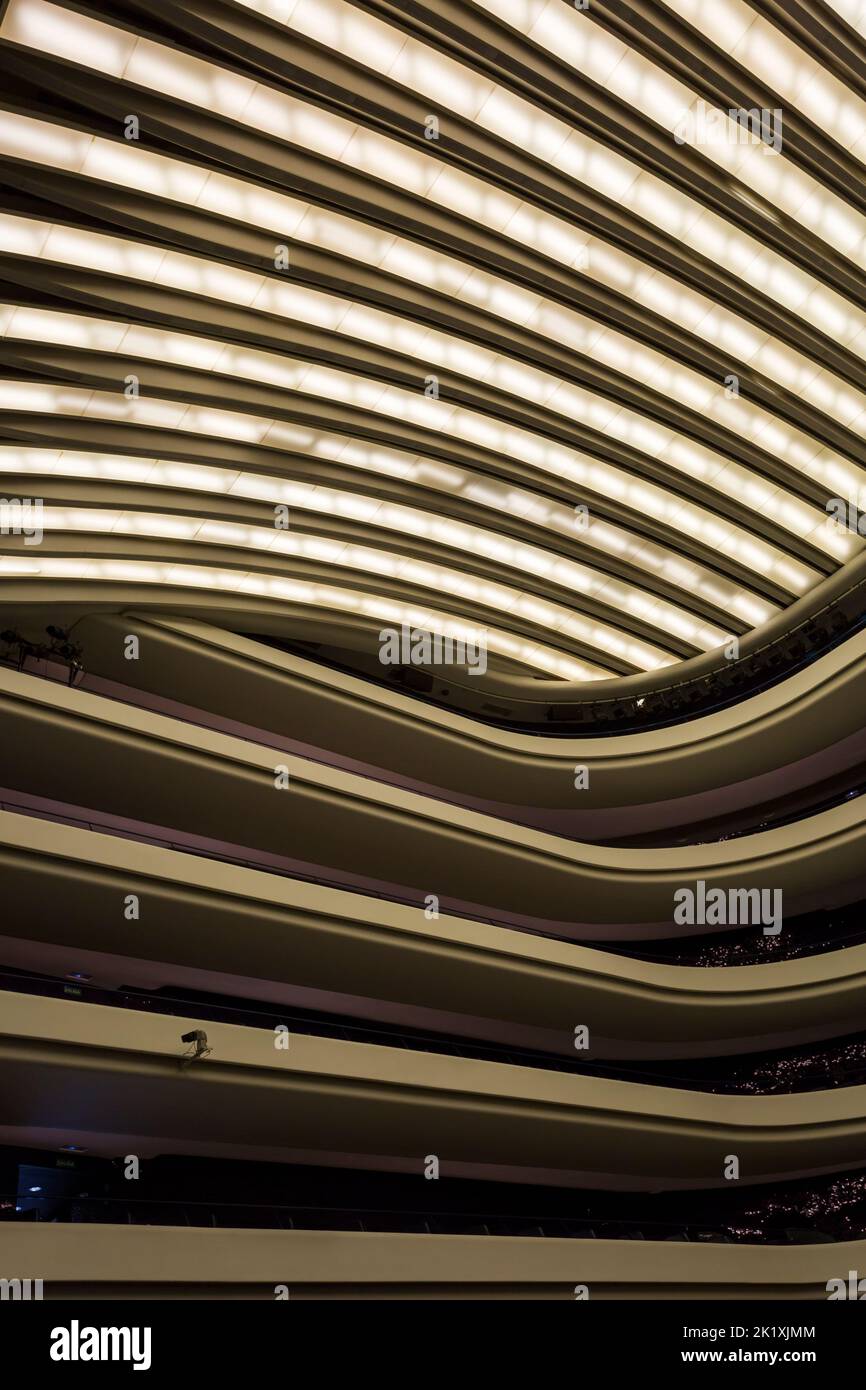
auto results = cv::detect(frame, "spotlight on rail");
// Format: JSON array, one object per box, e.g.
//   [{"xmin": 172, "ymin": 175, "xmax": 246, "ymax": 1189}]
[{"xmin": 180, "ymin": 1028, "xmax": 212, "ymax": 1065}]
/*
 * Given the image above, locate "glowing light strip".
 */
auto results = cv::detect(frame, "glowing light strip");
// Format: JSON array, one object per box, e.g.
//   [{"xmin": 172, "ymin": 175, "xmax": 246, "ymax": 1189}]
[
  {"xmin": 0, "ymin": 297, "xmax": 850, "ymax": 568},
  {"xmin": 665, "ymin": 0, "xmax": 866, "ymax": 171},
  {"xmin": 0, "ymin": 445, "xmax": 738, "ymax": 644},
  {"xmin": 4, "ymin": 0, "xmax": 866, "ymax": 367},
  {"xmin": 0, "ymin": 545, "xmax": 630, "ymax": 681},
  {"xmin": 22, "ymin": 503, "xmax": 691, "ymax": 667},
  {"xmin": 466, "ymin": 0, "xmax": 866, "ymax": 267},
  {"xmin": 1, "ymin": 117, "xmax": 863, "ymax": 533},
  {"xmin": 823, "ymin": 0, "xmax": 866, "ymax": 39},
  {"xmin": 1, "ymin": 113, "xmax": 862, "ymax": 449},
  {"xmin": 0, "ymin": 438, "xmax": 775, "ymax": 625},
  {"xmin": 235, "ymin": 0, "xmax": 866, "ymax": 312},
  {"xmin": 0, "ymin": 375, "xmax": 820, "ymax": 599},
  {"xmin": 0, "ymin": 0, "xmax": 853, "ymax": 656}
]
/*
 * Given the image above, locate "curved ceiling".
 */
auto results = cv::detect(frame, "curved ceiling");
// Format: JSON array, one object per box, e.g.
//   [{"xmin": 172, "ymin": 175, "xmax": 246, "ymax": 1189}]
[{"xmin": 1, "ymin": 0, "xmax": 865, "ymax": 683}]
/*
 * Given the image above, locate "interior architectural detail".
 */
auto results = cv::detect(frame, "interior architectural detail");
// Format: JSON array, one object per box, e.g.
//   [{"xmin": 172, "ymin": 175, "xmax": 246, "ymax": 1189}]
[{"xmin": 2, "ymin": 0, "xmax": 866, "ymax": 1308}]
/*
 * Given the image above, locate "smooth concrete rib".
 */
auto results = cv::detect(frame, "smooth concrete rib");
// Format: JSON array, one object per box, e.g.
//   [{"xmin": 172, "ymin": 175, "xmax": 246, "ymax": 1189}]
[
  {"xmin": 1, "ymin": 1224, "xmax": 860, "ymax": 1299},
  {"xmin": 1, "ymin": 810, "xmax": 866, "ymax": 1059},
  {"xmin": 2, "ymin": 991, "xmax": 866, "ymax": 1189},
  {"xmin": 74, "ymin": 613, "xmax": 866, "ymax": 839},
  {"xmin": 0, "ymin": 663, "xmax": 864, "ymax": 935}
]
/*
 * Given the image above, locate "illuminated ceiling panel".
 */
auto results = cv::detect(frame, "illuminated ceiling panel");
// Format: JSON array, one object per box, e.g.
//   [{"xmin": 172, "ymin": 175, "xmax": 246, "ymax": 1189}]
[{"xmin": 0, "ymin": 0, "xmax": 863, "ymax": 682}]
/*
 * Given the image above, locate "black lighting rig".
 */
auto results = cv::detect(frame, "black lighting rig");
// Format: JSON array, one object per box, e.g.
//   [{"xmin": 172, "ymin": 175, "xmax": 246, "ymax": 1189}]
[{"xmin": 0, "ymin": 625, "xmax": 85, "ymax": 685}]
